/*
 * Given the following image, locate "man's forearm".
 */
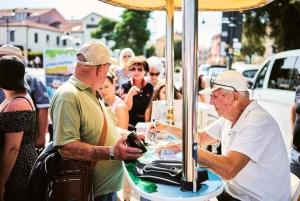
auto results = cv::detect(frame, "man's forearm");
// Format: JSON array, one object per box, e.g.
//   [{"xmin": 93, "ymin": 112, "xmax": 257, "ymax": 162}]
[
  {"xmin": 59, "ymin": 141, "xmax": 110, "ymax": 161},
  {"xmin": 198, "ymin": 148, "xmax": 250, "ymax": 180},
  {"xmin": 165, "ymin": 125, "xmax": 182, "ymax": 139}
]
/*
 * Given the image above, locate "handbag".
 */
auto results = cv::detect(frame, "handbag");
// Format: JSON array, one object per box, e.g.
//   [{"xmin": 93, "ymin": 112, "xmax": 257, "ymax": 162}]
[
  {"xmin": 48, "ymin": 105, "xmax": 108, "ymax": 201},
  {"xmin": 26, "ymin": 141, "xmax": 62, "ymax": 201},
  {"xmin": 133, "ymin": 160, "xmax": 183, "ymax": 185},
  {"xmin": 133, "ymin": 160, "xmax": 209, "ymax": 187}
]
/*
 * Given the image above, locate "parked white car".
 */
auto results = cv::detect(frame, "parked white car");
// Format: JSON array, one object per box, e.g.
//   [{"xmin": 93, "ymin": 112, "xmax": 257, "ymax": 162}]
[
  {"xmin": 232, "ymin": 63, "xmax": 259, "ymax": 85},
  {"xmin": 249, "ymin": 49, "xmax": 300, "ymax": 153}
]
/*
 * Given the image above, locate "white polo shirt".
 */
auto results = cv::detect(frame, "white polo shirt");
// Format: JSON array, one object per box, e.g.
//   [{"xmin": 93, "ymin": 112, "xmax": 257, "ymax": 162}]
[{"xmin": 205, "ymin": 100, "xmax": 291, "ymax": 201}]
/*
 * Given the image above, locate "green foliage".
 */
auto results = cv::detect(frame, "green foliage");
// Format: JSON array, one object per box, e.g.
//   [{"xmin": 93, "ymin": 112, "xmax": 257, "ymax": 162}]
[
  {"xmin": 241, "ymin": 35, "xmax": 266, "ymax": 63},
  {"xmin": 243, "ymin": 0, "xmax": 300, "ymax": 51},
  {"xmin": 112, "ymin": 9, "xmax": 151, "ymax": 55},
  {"xmin": 174, "ymin": 66, "xmax": 181, "ymax": 73},
  {"xmin": 146, "ymin": 46, "xmax": 156, "ymax": 57},
  {"xmin": 45, "ymin": 49, "xmax": 76, "ymax": 59},
  {"xmin": 174, "ymin": 40, "xmax": 182, "ymax": 62},
  {"xmin": 91, "ymin": 17, "xmax": 118, "ymax": 41}
]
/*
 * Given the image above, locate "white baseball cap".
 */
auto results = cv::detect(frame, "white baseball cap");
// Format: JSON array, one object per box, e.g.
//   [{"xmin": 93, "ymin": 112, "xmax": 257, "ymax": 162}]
[
  {"xmin": 199, "ymin": 70, "xmax": 249, "ymax": 94},
  {"xmin": 0, "ymin": 44, "xmax": 25, "ymax": 61},
  {"xmin": 76, "ymin": 41, "xmax": 118, "ymax": 66}
]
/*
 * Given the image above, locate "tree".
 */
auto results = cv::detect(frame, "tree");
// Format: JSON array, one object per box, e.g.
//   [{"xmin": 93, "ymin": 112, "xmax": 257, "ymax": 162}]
[
  {"xmin": 91, "ymin": 17, "xmax": 118, "ymax": 41},
  {"xmin": 173, "ymin": 40, "xmax": 182, "ymax": 66},
  {"xmin": 241, "ymin": 34, "xmax": 266, "ymax": 63},
  {"xmin": 146, "ymin": 46, "xmax": 156, "ymax": 58},
  {"xmin": 243, "ymin": 0, "xmax": 300, "ymax": 51},
  {"xmin": 112, "ymin": 9, "xmax": 151, "ymax": 55}
]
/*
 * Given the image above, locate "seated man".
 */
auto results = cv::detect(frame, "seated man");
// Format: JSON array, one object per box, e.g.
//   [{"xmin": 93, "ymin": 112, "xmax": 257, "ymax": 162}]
[{"xmin": 150, "ymin": 70, "xmax": 291, "ymax": 201}]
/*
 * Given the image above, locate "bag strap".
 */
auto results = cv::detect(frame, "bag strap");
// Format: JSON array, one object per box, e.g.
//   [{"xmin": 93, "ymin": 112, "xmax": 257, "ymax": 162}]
[{"xmin": 90, "ymin": 103, "xmax": 108, "ymax": 169}]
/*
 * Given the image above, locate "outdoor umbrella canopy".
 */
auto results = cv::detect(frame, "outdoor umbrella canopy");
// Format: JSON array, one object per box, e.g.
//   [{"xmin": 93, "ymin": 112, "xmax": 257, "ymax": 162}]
[{"xmin": 98, "ymin": 0, "xmax": 273, "ymax": 11}]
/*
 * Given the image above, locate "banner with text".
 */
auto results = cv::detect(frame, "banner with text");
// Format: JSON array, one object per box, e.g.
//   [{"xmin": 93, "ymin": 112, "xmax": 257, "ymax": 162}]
[{"xmin": 43, "ymin": 49, "xmax": 77, "ymax": 99}]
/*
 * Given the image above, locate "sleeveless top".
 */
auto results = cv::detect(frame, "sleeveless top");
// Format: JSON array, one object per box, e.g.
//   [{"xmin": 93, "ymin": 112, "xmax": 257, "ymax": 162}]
[
  {"xmin": 0, "ymin": 96, "xmax": 37, "ymax": 201},
  {"xmin": 101, "ymin": 95, "xmax": 123, "ymax": 112}
]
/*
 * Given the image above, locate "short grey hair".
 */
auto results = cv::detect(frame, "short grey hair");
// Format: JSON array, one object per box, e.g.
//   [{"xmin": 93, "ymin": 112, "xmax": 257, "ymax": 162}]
[
  {"xmin": 147, "ymin": 56, "xmax": 165, "ymax": 79},
  {"xmin": 221, "ymin": 88, "xmax": 249, "ymax": 99}
]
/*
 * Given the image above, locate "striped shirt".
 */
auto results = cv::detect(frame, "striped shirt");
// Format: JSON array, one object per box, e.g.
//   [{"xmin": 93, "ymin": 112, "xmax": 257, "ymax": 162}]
[{"xmin": 50, "ymin": 76, "xmax": 123, "ymax": 196}]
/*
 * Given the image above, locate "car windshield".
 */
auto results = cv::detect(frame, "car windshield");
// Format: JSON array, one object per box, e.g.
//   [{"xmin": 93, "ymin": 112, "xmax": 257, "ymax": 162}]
[
  {"xmin": 207, "ymin": 67, "xmax": 226, "ymax": 78},
  {"xmin": 242, "ymin": 69, "xmax": 258, "ymax": 78}
]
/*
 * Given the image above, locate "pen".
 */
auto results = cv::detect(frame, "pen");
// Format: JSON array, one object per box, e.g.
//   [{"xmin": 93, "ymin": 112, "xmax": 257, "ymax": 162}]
[{"xmin": 152, "ymin": 118, "xmax": 156, "ymax": 128}]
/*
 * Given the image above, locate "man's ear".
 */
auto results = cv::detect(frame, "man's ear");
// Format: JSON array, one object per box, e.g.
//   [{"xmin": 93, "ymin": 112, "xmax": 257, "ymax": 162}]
[
  {"xmin": 96, "ymin": 65, "xmax": 102, "ymax": 76},
  {"xmin": 232, "ymin": 92, "xmax": 239, "ymax": 106}
]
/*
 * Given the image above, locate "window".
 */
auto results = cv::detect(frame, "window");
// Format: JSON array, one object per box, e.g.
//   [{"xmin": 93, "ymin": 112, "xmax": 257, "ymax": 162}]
[
  {"xmin": 34, "ymin": 33, "xmax": 38, "ymax": 43},
  {"xmin": 254, "ymin": 61, "xmax": 269, "ymax": 88},
  {"xmin": 242, "ymin": 70, "xmax": 258, "ymax": 78},
  {"xmin": 10, "ymin": 31, "xmax": 15, "ymax": 42},
  {"xmin": 268, "ymin": 57, "xmax": 297, "ymax": 91},
  {"xmin": 63, "ymin": 39, "xmax": 67, "ymax": 46},
  {"xmin": 86, "ymin": 24, "xmax": 98, "ymax": 28},
  {"xmin": 290, "ymin": 57, "xmax": 300, "ymax": 91},
  {"xmin": 91, "ymin": 17, "xmax": 94, "ymax": 22},
  {"xmin": 46, "ymin": 35, "xmax": 49, "ymax": 43},
  {"xmin": 56, "ymin": 36, "xmax": 60, "ymax": 45}
]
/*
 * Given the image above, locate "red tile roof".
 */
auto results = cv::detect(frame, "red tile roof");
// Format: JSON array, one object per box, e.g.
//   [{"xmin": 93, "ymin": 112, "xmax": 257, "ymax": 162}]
[{"xmin": 0, "ymin": 8, "xmax": 55, "ymax": 17}]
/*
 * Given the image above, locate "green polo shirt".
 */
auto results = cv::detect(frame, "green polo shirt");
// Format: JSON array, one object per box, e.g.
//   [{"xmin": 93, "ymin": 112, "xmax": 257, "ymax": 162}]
[{"xmin": 50, "ymin": 76, "xmax": 123, "ymax": 196}]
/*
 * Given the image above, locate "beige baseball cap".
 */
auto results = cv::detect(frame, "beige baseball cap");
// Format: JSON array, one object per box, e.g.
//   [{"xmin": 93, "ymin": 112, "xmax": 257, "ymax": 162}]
[
  {"xmin": 199, "ymin": 70, "xmax": 249, "ymax": 94},
  {"xmin": 0, "ymin": 44, "xmax": 25, "ymax": 61},
  {"xmin": 76, "ymin": 41, "xmax": 118, "ymax": 66}
]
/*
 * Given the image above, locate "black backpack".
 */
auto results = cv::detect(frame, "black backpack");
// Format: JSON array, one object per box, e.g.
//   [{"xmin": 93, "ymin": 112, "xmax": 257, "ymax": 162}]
[{"xmin": 26, "ymin": 141, "xmax": 62, "ymax": 201}]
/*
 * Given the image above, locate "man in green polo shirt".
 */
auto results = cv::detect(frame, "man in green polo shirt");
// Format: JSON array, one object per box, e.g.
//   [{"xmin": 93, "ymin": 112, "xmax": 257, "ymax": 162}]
[{"xmin": 50, "ymin": 41, "xmax": 144, "ymax": 201}]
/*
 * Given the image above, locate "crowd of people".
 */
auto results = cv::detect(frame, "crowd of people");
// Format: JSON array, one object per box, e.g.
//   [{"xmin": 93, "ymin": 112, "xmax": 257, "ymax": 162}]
[{"xmin": 0, "ymin": 41, "xmax": 297, "ymax": 201}]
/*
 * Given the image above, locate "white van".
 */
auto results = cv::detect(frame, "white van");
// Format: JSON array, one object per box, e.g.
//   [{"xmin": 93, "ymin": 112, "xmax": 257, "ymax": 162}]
[{"xmin": 249, "ymin": 49, "xmax": 300, "ymax": 152}]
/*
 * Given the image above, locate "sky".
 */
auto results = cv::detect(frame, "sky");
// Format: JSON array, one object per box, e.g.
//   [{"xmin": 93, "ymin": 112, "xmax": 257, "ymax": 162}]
[{"xmin": 0, "ymin": 0, "xmax": 222, "ymax": 48}]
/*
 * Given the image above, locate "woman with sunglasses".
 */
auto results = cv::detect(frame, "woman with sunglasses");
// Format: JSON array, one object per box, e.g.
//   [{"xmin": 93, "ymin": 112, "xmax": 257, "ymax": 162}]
[
  {"xmin": 120, "ymin": 56, "xmax": 154, "ymax": 131},
  {"xmin": 147, "ymin": 56, "xmax": 164, "ymax": 88},
  {"xmin": 114, "ymin": 48, "xmax": 135, "ymax": 87}
]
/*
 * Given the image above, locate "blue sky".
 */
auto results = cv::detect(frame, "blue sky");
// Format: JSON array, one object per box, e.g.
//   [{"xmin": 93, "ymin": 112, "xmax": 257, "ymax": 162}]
[{"xmin": 0, "ymin": 0, "xmax": 222, "ymax": 48}]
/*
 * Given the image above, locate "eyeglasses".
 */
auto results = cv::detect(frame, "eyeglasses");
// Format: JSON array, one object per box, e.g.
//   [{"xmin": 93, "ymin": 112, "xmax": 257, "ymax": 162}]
[
  {"xmin": 149, "ymin": 72, "xmax": 160, "ymax": 76},
  {"xmin": 123, "ymin": 55, "xmax": 131, "ymax": 59},
  {"xmin": 210, "ymin": 79, "xmax": 237, "ymax": 92},
  {"xmin": 130, "ymin": 67, "xmax": 143, "ymax": 72}
]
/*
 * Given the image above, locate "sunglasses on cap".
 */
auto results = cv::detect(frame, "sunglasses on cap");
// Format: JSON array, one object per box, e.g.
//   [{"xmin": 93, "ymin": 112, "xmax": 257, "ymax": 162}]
[
  {"xmin": 210, "ymin": 79, "xmax": 237, "ymax": 92},
  {"xmin": 149, "ymin": 72, "xmax": 160, "ymax": 76},
  {"xmin": 130, "ymin": 67, "xmax": 143, "ymax": 72},
  {"xmin": 123, "ymin": 55, "xmax": 131, "ymax": 59}
]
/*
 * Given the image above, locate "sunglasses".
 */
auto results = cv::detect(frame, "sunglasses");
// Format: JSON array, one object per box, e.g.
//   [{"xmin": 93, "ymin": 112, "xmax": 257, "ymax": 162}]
[
  {"xmin": 149, "ymin": 72, "xmax": 160, "ymax": 76},
  {"xmin": 210, "ymin": 79, "xmax": 237, "ymax": 92},
  {"xmin": 130, "ymin": 67, "xmax": 143, "ymax": 72},
  {"xmin": 123, "ymin": 55, "xmax": 131, "ymax": 59}
]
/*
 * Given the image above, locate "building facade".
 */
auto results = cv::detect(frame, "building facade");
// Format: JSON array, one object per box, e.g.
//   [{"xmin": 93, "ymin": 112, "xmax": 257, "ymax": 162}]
[{"xmin": 0, "ymin": 8, "xmax": 107, "ymax": 60}]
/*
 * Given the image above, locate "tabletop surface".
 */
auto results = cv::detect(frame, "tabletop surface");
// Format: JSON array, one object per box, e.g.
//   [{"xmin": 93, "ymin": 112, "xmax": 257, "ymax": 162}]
[{"xmin": 123, "ymin": 135, "xmax": 223, "ymax": 201}]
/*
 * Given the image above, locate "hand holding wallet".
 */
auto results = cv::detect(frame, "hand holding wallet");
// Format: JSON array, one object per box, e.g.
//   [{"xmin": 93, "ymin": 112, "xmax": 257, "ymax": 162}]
[{"xmin": 125, "ymin": 131, "xmax": 147, "ymax": 153}]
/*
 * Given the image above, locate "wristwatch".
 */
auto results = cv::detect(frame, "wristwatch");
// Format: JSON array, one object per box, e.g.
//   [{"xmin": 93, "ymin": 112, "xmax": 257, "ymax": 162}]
[{"xmin": 109, "ymin": 146, "xmax": 116, "ymax": 162}]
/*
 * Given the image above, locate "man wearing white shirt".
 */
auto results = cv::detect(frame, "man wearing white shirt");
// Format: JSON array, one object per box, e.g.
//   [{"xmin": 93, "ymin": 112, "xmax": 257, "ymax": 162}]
[{"xmin": 151, "ymin": 70, "xmax": 291, "ymax": 201}]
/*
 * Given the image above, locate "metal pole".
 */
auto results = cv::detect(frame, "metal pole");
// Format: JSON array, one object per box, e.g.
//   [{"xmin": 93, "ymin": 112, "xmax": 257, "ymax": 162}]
[
  {"xmin": 165, "ymin": 0, "xmax": 174, "ymax": 125},
  {"xmin": 182, "ymin": 0, "xmax": 199, "ymax": 192},
  {"xmin": 6, "ymin": 18, "xmax": 9, "ymax": 44}
]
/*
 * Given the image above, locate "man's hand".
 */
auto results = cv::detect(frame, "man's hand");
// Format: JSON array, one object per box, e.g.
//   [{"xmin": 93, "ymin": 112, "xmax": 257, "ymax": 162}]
[
  {"xmin": 154, "ymin": 142, "xmax": 182, "ymax": 157},
  {"xmin": 114, "ymin": 135, "xmax": 144, "ymax": 160},
  {"xmin": 35, "ymin": 135, "xmax": 46, "ymax": 149},
  {"xmin": 148, "ymin": 120, "xmax": 168, "ymax": 133}
]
